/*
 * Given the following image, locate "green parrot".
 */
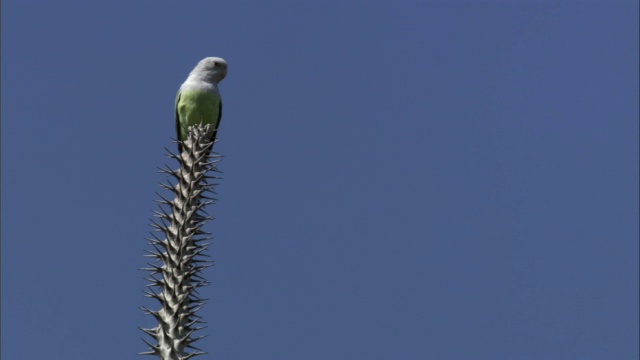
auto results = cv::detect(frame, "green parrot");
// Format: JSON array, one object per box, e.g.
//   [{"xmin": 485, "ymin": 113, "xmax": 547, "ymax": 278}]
[{"xmin": 175, "ymin": 57, "xmax": 227, "ymax": 153}]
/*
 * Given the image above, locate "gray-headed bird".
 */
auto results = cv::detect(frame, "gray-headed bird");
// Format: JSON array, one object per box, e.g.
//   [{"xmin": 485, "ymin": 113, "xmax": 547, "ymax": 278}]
[{"xmin": 175, "ymin": 57, "xmax": 227, "ymax": 153}]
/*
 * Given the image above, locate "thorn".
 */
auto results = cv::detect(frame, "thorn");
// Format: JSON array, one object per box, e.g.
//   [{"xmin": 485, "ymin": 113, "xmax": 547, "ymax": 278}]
[{"xmin": 154, "ymin": 192, "xmax": 174, "ymax": 206}]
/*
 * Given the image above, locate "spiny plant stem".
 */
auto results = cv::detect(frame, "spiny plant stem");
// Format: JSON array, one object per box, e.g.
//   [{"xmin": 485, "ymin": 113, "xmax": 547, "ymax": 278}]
[{"xmin": 140, "ymin": 125, "xmax": 222, "ymax": 360}]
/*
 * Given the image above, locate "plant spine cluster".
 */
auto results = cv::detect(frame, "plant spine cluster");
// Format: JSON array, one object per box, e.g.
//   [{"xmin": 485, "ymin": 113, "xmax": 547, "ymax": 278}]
[{"xmin": 141, "ymin": 125, "xmax": 221, "ymax": 359}]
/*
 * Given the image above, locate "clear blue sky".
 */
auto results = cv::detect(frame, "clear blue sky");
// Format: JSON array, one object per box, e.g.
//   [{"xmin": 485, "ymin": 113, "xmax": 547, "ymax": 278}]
[{"xmin": 2, "ymin": 1, "xmax": 638, "ymax": 359}]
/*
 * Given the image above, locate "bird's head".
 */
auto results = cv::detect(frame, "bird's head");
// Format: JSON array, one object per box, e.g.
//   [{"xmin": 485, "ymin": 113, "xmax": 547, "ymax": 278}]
[{"xmin": 193, "ymin": 57, "xmax": 228, "ymax": 83}]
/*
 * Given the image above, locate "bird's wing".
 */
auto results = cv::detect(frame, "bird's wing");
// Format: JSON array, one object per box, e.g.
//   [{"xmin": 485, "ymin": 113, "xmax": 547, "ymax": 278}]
[
  {"xmin": 211, "ymin": 100, "xmax": 222, "ymax": 142},
  {"xmin": 175, "ymin": 89, "xmax": 183, "ymax": 152}
]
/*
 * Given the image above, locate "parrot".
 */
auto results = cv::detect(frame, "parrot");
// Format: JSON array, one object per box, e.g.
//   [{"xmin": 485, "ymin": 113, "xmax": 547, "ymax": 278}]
[{"xmin": 175, "ymin": 57, "xmax": 227, "ymax": 153}]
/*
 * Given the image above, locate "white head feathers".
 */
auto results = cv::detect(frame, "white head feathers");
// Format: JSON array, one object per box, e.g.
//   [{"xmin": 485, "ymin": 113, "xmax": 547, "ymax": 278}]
[{"xmin": 189, "ymin": 57, "xmax": 228, "ymax": 83}]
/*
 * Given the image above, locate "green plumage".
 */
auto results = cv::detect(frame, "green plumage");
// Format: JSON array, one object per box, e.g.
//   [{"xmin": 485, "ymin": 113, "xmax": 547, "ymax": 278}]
[{"xmin": 175, "ymin": 89, "xmax": 222, "ymax": 146}]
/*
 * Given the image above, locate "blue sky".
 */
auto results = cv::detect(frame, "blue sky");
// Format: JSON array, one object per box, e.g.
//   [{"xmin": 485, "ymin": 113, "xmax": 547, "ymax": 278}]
[{"xmin": 2, "ymin": 1, "xmax": 638, "ymax": 359}]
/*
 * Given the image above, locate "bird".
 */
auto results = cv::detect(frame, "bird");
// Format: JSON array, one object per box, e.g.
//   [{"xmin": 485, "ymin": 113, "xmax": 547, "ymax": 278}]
[{"xmin": 175, "ymin": 57, "xmax": 227, "ymax": 154}]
